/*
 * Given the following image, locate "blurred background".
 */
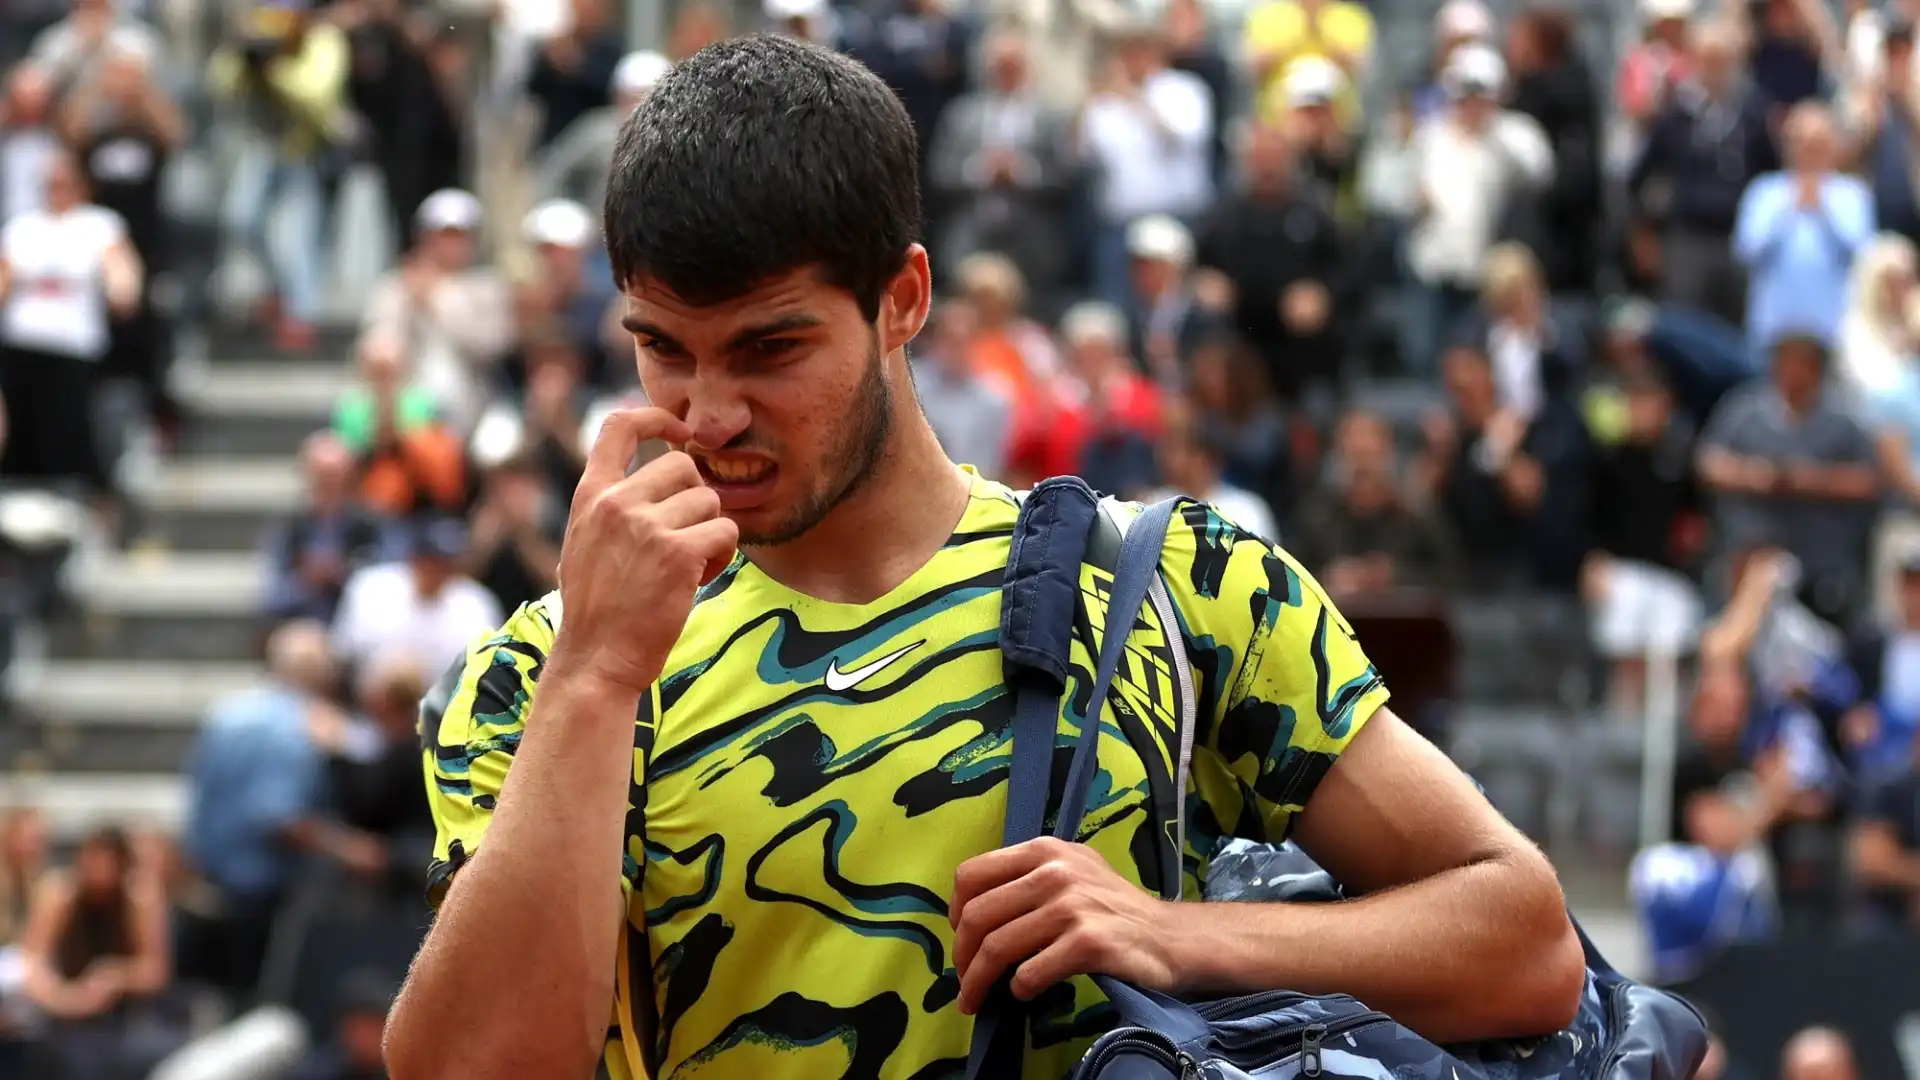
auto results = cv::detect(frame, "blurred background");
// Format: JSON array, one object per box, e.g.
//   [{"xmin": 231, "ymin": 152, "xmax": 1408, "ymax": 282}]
[{"xmin": 0, "ymin": 0, "xmax": 1916, "ymax": 1076}]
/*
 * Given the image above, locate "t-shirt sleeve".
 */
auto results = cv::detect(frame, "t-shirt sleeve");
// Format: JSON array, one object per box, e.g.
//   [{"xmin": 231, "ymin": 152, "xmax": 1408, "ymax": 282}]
[
  {"xmin": 1165, "ymin": 501, "xmax": 1390, "ymax": 845},
  {"xmin": 421, "ymin": 599, "xmax": 559, "ymax": 906}
]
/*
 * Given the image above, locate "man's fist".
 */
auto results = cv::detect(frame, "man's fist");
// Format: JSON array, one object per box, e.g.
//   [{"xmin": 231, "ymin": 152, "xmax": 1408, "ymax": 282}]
[{"xmin": 550, "ymin": 409, "xmax": 739, "ymax": 695}]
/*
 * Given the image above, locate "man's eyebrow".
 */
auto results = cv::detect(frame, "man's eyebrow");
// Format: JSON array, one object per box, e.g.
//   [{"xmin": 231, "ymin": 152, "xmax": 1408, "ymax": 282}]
[{"xmin": 723, "ymin": 313, "xmax": 825, "ymax": 350}]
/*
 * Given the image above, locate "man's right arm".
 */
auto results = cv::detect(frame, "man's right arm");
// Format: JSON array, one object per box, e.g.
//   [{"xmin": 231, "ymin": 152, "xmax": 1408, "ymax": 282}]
[{"xmin": 385, "ymin": 609, "xmax": 645, "ymax": 1080}]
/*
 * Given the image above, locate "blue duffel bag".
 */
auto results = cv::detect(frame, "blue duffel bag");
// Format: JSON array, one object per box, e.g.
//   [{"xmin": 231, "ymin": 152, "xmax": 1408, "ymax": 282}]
[{"xmin": 967, "ymin": 478, "xmax": 1709, "ymax": 1080}]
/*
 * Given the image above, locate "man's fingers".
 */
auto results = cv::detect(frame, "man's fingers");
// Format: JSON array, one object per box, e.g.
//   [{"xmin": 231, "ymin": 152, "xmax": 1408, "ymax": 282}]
[
  {"xmin": 950, "ymin": 838, "xmax": 1056, "ymax": 927},
  {"xmin": 581, "ymin": 408, "xmax": 691, "ymax": 491},
  {"xmin": 651, "ymin": 480, "xmax": 723, "ymax": 530},
  {"xmin": 951, "ymin": 867, "xmax": 1058, "ymax": 979},
  {"xmin": 679, "ymin": 516, "xmax": 740, "ymax": 569},
  {"xmin": 954, "ymin": 904, "xmax": 1066, "ymax": 1016}
]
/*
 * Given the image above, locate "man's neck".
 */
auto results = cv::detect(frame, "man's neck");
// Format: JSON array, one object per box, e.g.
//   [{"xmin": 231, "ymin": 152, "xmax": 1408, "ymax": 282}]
[{"xmin": 743, "ymin": 411, "xmax": 972, "ymax": 606}]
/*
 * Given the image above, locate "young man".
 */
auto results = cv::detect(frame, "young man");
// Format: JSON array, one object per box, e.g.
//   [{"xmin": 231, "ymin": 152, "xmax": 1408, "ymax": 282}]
[{"xmin": 385, "ymin": 35, "xmax": 1583, "ymax": 1080}]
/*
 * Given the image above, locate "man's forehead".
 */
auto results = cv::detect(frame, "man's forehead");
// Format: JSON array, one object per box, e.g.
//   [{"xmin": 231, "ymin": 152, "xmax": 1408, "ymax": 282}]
[{"xmin": 621, "ymin": 266, "xmax": 850, "ymax": 330}]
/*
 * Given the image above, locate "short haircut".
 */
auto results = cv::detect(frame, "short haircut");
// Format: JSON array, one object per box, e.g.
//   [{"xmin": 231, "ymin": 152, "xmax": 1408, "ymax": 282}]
[{"xmin": 603, "ymin": 35, "xmax": 922, "ymax": 321}]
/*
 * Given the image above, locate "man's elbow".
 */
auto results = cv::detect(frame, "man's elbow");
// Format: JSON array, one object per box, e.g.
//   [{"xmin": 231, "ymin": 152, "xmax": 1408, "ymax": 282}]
[{"xmin": 1492, "ymin": 854, "xmax": 1586, "ymax": 1037}]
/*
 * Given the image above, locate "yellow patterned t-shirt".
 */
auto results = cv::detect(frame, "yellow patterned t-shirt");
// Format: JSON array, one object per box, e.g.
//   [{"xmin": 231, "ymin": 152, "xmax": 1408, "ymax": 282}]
[{"xmin": 422, "ymin": 471, "xmax": 1389, "ymax": 1080}]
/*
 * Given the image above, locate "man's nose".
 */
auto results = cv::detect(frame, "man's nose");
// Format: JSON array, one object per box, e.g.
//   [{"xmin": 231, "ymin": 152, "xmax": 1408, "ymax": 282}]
[{"xmin": 682, "ymin": 374, "xmax": 753, "ymax": 450}]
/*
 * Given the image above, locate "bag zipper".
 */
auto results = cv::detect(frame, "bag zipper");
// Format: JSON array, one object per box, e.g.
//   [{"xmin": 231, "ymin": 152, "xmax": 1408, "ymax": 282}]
[
  {"xmin": 1592, "ymin": 980, "xmax": 1632, "ymax": 1077},
  {"xmin": 1191, "ymin": 988, "xmax": 1315, "ymax": 1018},
  {"xmin": 1076, "ymin": 1028, "xmax": 1204, "ymax": 1079},
  {"xmin": 1213, "ymin": 1009, "xmax": 1395, "ymax": 1069}
]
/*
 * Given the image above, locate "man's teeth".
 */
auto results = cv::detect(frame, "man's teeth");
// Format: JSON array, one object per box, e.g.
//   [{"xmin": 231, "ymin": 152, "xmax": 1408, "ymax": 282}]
[{"xmin": 707, "ymin": 461, "xmax": 769, "ymax": 483}]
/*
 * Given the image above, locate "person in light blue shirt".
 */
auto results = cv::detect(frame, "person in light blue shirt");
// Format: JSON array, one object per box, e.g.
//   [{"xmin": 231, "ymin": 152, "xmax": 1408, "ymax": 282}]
[{"xmin": 1734, "ymin": 102, "xmax": 1876, "ymax": 351}]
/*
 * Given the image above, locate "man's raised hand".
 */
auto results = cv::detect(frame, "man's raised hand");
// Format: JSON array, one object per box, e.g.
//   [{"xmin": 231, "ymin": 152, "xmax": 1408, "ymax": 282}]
[{"xmin": 550, "ymin": 408, "xmax": 739, "ymax": 695}]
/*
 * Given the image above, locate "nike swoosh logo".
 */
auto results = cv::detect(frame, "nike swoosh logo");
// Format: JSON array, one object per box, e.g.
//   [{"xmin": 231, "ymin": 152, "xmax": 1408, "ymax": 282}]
[{"xmin": 823, "ymin": 640, "xmax": 925, "ymax": 693}]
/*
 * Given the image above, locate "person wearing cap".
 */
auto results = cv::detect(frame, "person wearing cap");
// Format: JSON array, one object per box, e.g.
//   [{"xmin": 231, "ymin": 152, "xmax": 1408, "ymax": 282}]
[
  {"xmin": 1846, "ymin": 17, "xmax": 1920, "ymax": 244},
  {"xmin": 927, "ymin": 28, "xmax": 1072, "ymax": 307},
  {"xmin": 534, "ymin": 50, "xmax": 670, "ymax": 212},
  {"xmin": 1733, "ymin": 102, "xmax": 1874, "ymax": 352},
  {"xmin": 360, "ymin": 188, "xmax": 515, "ymax": 433},
  {"xmin": 526, "ymin": 0, "xmax": 624, "ymax": 150},
  {"xmin": 1404, "ymin": 43, "xmax": 1552, "ymax": 374},
  {"xmin": 1079, "ymin": 19, "xmax": 1215, "ymax": 313},
  {"xmin": 1629, "ymin": 19, "xmax": 1779, "ymax": 326},
  {"xmin": 1126, "ymin": 213, "xmax": 1204, "ymax": 382},
  {"xmin": 209, "ymin": 0, "xmax": 353, "ymax": 352},
  {"xmin": 1411, "ymin": 0, "xmax": 1495, "ymax": 124},
  {"xmin": 1618, "ymin": 0, "xmax": 1696, "ymax": 127},
  {"xmin": 1273, "ymin": 56, "xmax": 1359, "ymax": 217},
  {"xmin": 1242, "ymin": 0, "xmax": 1373, "ymax": 122},
  {"xmin": 520, "ymin": 198, "xmax": 617, "ymax": 382},
  {"xmin": 1194, "ymin": 118, "xmax": 1344, "ymax": 401},
  {"xmin": 331, "ymin": 513, "xmax": 504, "ymax": 688}
]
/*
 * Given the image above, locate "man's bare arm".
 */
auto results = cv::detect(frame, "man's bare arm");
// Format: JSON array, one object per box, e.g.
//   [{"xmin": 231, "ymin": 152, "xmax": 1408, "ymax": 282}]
[
  {"xmin": 385, "ymin": 667, "xmax": 637, "ymax": 1080},
  {"xmin": 1167, "ymin": 711, "xmax": 1585, "ymax": 1042}
]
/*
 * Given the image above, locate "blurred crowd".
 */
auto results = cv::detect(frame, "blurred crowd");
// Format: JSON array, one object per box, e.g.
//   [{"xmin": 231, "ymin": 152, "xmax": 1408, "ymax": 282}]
[{"xmin": 0, "ymin": 0, "xmax": 1918, "ymax": 1074}]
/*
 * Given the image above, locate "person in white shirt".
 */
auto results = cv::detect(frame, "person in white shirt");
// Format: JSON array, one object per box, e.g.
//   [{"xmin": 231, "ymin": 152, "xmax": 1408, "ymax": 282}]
[
  {"xmin": 1405, "ymin": 44, "xmax": 1553, "ymax": 376},
  {"xmin": 0, "ymin": 148, "xmax": 141, "ymax": 495},
  {"xmin": 1149, "ymin": 408, "xmax": 1280, "ymax": 541},
  {"xmin": 330, "ymin": 516, "xmax": 506, "ymax": 682},
  {"xmin": 1077, "ymin": 20, "xmax": 1215, "ymax": 315}
]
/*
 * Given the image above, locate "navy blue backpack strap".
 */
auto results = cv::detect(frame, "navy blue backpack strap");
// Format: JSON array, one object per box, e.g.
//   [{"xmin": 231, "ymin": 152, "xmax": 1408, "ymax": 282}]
[{"xmin": 968, "ymin": 492, "xmax": 1180, "ymax": 1080}]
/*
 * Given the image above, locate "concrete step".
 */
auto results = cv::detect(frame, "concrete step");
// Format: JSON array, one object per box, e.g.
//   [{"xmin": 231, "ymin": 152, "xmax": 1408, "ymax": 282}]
[
  {"xmin": 144, "ymin": 507, "xmax": 278, "ymax": 553},
  {"xmin": 150, "ymin": 458, "xmax": 302, "ymax": 515},
  {"xmin": 48, "ymin": 611, "xmax": 261, "ymax": 662},
  {"xmin": 71, "ymin": 549, "xmax": 264, "ymax": 617},
  {"xmin": 2, "ymin": 773, "xmax": 186, "ymax": 840},
  {"xmin": 11, "ymin": 722, "xmax": 201, "ymax": 775},
  {"xmin": 178, "ymin": 414, "xmax": 321, "ymax": 459},
  {"xmin": 16, "ymin": 659, "xmax": 262, "ymax": 727},
  {"xmin": 175, "ymin": 360, "xmax": 353, "ymax": 420}
]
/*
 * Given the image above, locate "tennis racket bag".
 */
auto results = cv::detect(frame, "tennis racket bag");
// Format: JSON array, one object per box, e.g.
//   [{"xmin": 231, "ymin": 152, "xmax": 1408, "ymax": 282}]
[{"xmin": 970, "ymin": 476, "xmax": 1709, "ymax": 1080}]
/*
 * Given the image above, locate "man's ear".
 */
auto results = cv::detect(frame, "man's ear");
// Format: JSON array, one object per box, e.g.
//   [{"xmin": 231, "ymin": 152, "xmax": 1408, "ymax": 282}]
[{"xmin": 880, "ymin": 244, "xmax": 933, "ymax": 355}]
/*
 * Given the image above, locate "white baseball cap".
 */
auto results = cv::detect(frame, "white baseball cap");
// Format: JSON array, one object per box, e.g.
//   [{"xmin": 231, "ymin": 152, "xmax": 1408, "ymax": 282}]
[
  {"xmin": 764, "ymin": 0, "xmax": 826, "ymax": 21},
  {"xmin": 1640, "ymin": 0, "xmax": 1693, "ymax": 21},
  {"xmin": 1442, "ymin": 43, "xmax": 1507, "ymax": 98},
  {"xmin": 415, "ymin": 188, "xmax": 482, "ymax": 233},
  {"xmin": 611, "ymin": 50, "xmax": 671, "ymax": 99},
  {"xmin": 1125, "ymin": 214, "xmax": 1195, "ymax": 266},
  {"xmin": 523, "ymin": 198, "xmax": 596, "ymax": 250},
  {"xmin": 1282, "ymin": 56, "xmax": 1345, "ymax": 108}
]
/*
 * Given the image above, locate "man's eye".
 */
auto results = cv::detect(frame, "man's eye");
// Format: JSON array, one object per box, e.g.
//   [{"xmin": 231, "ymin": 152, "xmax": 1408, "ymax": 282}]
[
  {"xmin": 638, "ymin": 338, "xmax": 689, "ymax": 364},
  {"xmin": 753, "ymin": 338, "xmax": 795, "ymax": 359}
]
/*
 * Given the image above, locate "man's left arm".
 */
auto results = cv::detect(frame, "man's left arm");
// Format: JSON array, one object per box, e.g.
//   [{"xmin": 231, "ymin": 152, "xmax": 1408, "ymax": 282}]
[{"xmin": 952, "ymin": 522, "xmax": 1584, "ymax": 1042}]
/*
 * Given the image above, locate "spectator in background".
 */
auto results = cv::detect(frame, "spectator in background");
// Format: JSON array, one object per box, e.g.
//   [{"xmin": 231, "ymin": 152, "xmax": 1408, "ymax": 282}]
[
  {"xmin": 1412, "ymin": 0, "xmax": 1496, "ymax": 124},
  {"xmin": 1185, "ymin": 337, "xmax": 1292, "ymax": 521},
  {"xmin": 668, "ymin": 0, "xmax": 731, "ymax": 60},
  {"xmin": 210, "ymin": 0, "xmax": 351, "ymax": 353},
  {"xmin": 1196, "ymin": 121, "xmax": 1344, "ymax": 403},
  {"xmin": 1779, "ymin": 1028, "xmax": 1859, "ymax": 1080},
  {"xmin": 1278, "ymin": 58, "xmax": 1358, "ymax": 218},
  {"xmin": 178, "ymin": 621, "xmax": 334, "ymax": 1005},
  {"xmin": 1583, "ymin": 367, "xmax": 1705, "ymax": 713},
  {"xmin": 1618, "ymin": 0, "xmax": 1697, "ymax": 131},
  {"xmin": 517, "ymin": 198, "xmax": 615, "ymax": 389},
  {"xmin": 526, "ymin": 0, "xmax": 622, "ymax": 150},
  {"xmin": 293, "ymin": 969, "xmax": 394, "ymax": 1080},
  {"xmin": 0, "ymin": 66, "xmax": 59, "ymax": 227},
  {"xmin": 927, "ymin": 29, "xmax": 1072, "ymax": 309},
  {"xmin": 0, "ymin": 809, "xmax": 47, "ymax": 1031},
  {"xmin": 24, "ymin": 0, "xmax": 162, "ymax": 101},
  {"xmin": 911, "ymin": 298, "xmax": 1011, "ymax": 480},
  {"xmin": 1059, "ymin": 300, "xmax": 1165, "ymax": 498},
  {"xmin": 952, "ymin": 251, "xmax": 1059, "ymax": 437},
  {"xmin": 262, "ymin": 432, "xmax": 397, "ymax": 627},
  {"xmin": 851, "ymin": 0, "xmax": 972, "ymax": 182},
  {"xmin": 0, "ymin": 148, "xmax": 142, "ymax": 503},
  {"xmin": 1847, "ymin": 18, "xmax": 1920, "ymax": 248},
  {"xmin": 1735, "ymin": 102, "xmax": 1874, "ymax": 351},
  {"xmin": 1404, "ymin": 45, "xmax": 1553, "ymax": 376},
  {"xmin": 1297, "ymin": 409, "xmax": 1460, "ymax": 597},
  {"xmin": 1699, "ymin": 334, "xmax": 1880, "ymax": 629},
  {"xmin": 1841, "ymin": 554, "xmax": 1920, "ymax": 777},
  {"xmin": 17, "ymin": 826, "xmax": 174, "ymax": 1080},
  {"xmin": 1126, "ymin": 214, "xmax": 1204, "ymax": 386},
  {"xmin": 475, "ymin": 323, "xmax": 593, "ymax": 497},
  {"xmin": 312, "ymin": 656, "xmax": 437, "ymax": 897},
  {"xmin": 334, "ymin": 335, "xmax": 466, "ymax": 518},
  {"xmin": 1421, "ymin": 342, "xmax": 1589, "ymax": 590},
  {"xmin": 339, "ymin": 0, "xmax": 468, "ymax": 251},
  {"xmin": 1077, "ymin": 21, "xmax": 1215, "ymax": 314},
  {"xmin": 62, "ymin": 35, "xmax": 185, "ymax": 447},
  {"xmin": 765, "ymin": 0, "xmax": 850, "ymax": 50},
  {"xmin": 1630, "ymin": 19, "xmax": 1778, "ymax": 327},
  {"xmin": 1504, "ymin": 6, "xmax": 1603, "ymax": 294},
  {"xmin": 361, "ymin": 188, "xmax": 515, "ymax": 432},
  {"xmin": 1161, "ymin": 0, "xmax": 1233, "ymax": 186},
  {"xmin": 1749, "ymin": 0, "xmax": 1831, "ymax": 114},
  {"xmin": 1147, "ymin": 407, "xmax": 1279, "ymax": 540},
  {"xmin": 1241, "ymin": 0, "xmax": 1373, "ymax": 123},
  {"xmin": 1629, "ymin": 780, "xmax": 1779, "ymax": 983},
  {"xmin": 1833, "ymin": 236, "xmax": 1920, "ymax": 527},
  {"xmin": 534, "ymin": 50, "xmax": 669, "ymax": 215},
  {"xmin": 330, "ymin": 516, "xmax": 503, "ymax": 682},
  {"xmin": 1849, "ymin": 736, "xmax": 1920, "ymax": 933},
  {"xmin": 1454, "ymin": 242, "xmax": 1586, "ymax": 420},
  {"xmin": 462, "ymin": 450, "xmax": 564, "ymax": 614}
]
